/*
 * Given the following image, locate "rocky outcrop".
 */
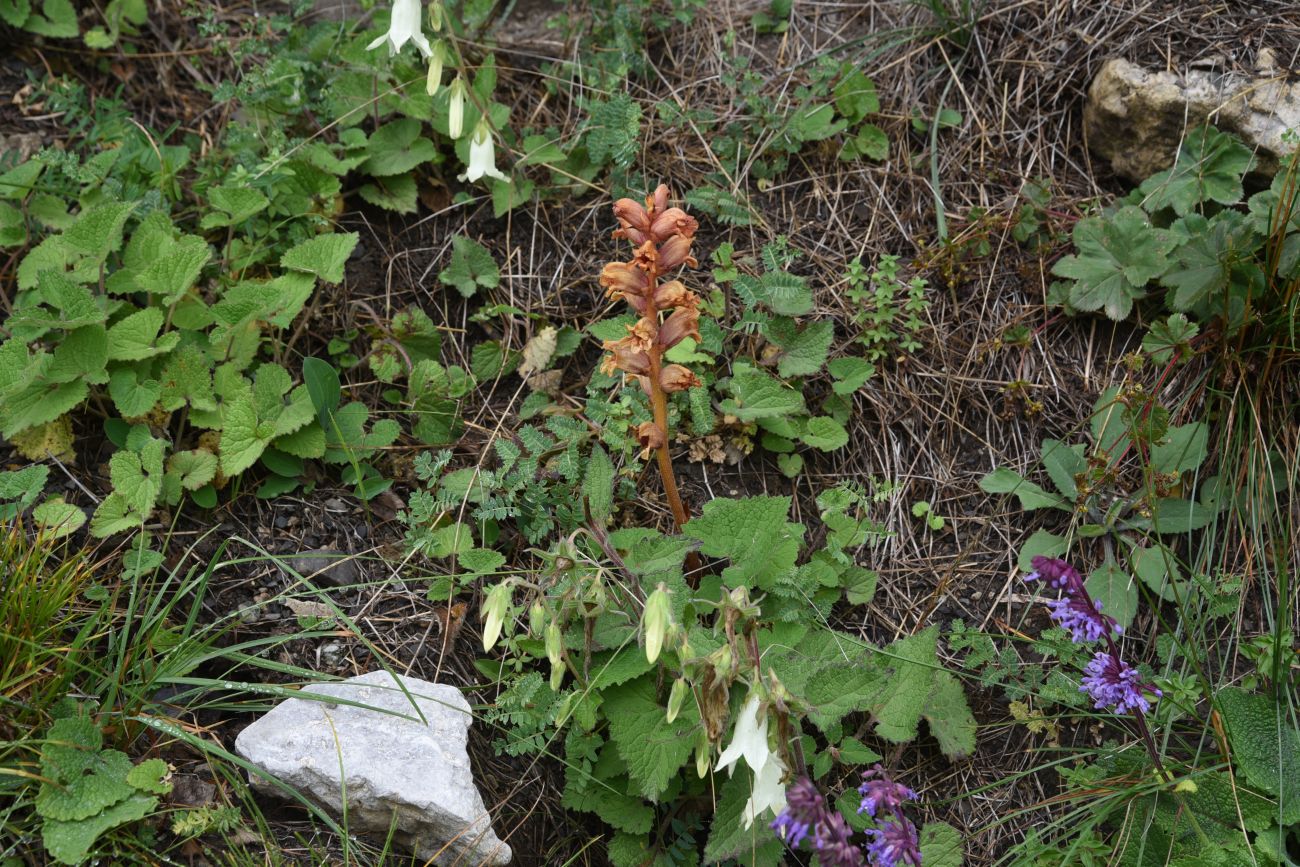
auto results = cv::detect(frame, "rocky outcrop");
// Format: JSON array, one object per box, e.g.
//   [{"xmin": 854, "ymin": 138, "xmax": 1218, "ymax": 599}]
[
  {"xmin": 235, "ymin": 671, "xmax": 511, "ymax": 866},
  {"xmin": 1085, "ymin": 53, "xmax": 1300, "ymax": 181}
]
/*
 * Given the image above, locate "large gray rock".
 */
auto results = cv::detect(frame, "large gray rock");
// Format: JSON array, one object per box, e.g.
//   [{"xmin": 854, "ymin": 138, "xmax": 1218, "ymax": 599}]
[
  {"xmin": 1085, "ymin": 54, "xmax": 1300, "ymax": 182},
  {"xmin": 235, "ymin": 671, "xmax": 511, "ymax": 866}
]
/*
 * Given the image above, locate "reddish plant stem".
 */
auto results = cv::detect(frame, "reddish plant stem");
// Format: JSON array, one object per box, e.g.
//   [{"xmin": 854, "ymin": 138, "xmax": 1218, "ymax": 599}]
[
  {"xmin": 643, "ymin": 263, "xmax": 699, "ymax": 576},
  {"xmin": 644, "ymin": 265, "xmax": 689, "ymax": 530}
]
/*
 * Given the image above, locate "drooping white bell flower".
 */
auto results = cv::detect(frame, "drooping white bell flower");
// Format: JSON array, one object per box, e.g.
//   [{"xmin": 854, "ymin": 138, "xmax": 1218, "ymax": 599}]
[
  {"xmin": 459, "ymin": 118, "xmax": 508, "ymax": 183},
  {"xmin": 741, "ymin": 753, "xmax": 788, "ymax": 829},
  {"xmin": 367, "ymin": 0, "xmax": 432, "ymax": 58},
  {"xmin": 426, "ymin": 40, "xmax": 447, "ymax": 96},
  {"xmin": 716, "ymin": 691, "xmax": 770, "ymax": 776},
  {"xmin": 447, "ymin": 74, "xmax": 467, "ymax": 139}
]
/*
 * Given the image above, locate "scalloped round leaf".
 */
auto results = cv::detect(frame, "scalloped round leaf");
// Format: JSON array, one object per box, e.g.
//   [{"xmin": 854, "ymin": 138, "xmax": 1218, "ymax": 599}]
[
  {"xmin": 801, "ymin": 416, "xmax": 848, "ymax": 451},
  {"xmin": 32, "ymin": 497, "xmax": 86, "ymax": 538}
]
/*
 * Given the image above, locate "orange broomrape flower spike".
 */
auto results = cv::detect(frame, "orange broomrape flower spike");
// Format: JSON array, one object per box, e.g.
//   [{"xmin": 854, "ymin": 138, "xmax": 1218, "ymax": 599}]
[{"xmin": 598, "ymin": 184, "xmax": 703, "ymax": 539}]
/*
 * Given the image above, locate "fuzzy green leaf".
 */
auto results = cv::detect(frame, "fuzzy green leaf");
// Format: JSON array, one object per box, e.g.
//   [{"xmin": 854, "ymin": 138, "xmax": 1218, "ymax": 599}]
[
  {"xmin": 1151, "ymin": 422, "xmax": 1208, "ymax": 476},
  {"xmin": 63, "ymin": 201, "xmax": 134, "ymax": 260},
  {"xmin": 108, "ymin": 368, "xmax": 161, "ymax": 417},
  {"xmin": 1052, "ymin": 206, "xmax": 1177, "ymax": 320},
  {"xmin": 36, "ymin": 748, "xmax": 133, "ymax": 821},
  {"xmin": 979, "ymin": 467, "xmax": 1067, "ymax": 511},
  {"xmin": 801, "ymin": 416, "xmax": 848, "ymax": 451},
  {"xmin": 922, "ymin": 670, "xmax": 978, "ymax": 759},
  {"xmin": 167, "ymin": 449, "xmax": 218, "ymax": 491},
  {"xmin": 106, "ymin": 308, "xmax": 180, "ymax": 361},
  {"xmin": 1140, "ymin": 126, "xmax": 1254, "ymax": 216},
  {"xmin": 0, "ymin": 464, "xmax": 49, "ymax": 519},
  {"xmin": 359, "ymin": 173, "xmax": 419, "ymax": 213},
  {"xmin": 603, "ymin": 674, "xmax": 699, "ymax": 800},
  {"xmin": 720, "ymin": 365, "xmax": 806, "ymax": 421},
  {"xmin": 280, "ymin": 232, "xmax": 359, "ymax": 285},
  {"xmin": 1216, "ymin": 687, "xmax": 1300, "ymax": 824},
  {"xmin": 31, "ymin": 496, "xmax": 85, "ymax": 537},
  {"xmin": 684, "ymin": 496, "xmax": 803, "ymax": 590},
  {"xmin": 920, "ymin": 822, "xmax": 965, "ymax": 867},
  {"xmin": 1041, "ymin": 438, "xmax": 1086, "ymax": 500},
  {"xmin": 765, "ymin": 317, "xmax": 833, "ymax": 378},
  {"xmin": 200, "ymin": 185, "xmax": 269, "ymax": 228},
  {"xmin": 42, "ymin": 793, "xmax": 157, "ymax": 866},
  {"xmin": 48, "ymin": 325, "xmax": 108, "ymax": 384},
  {"xmin": 827, "ymin": 356, "xmax": 875, "ymax": 394},
  {"xmin": 439, "ymin": 235, "xmax": 499, "ymax": 298},
  {"xmin": 1085, "ymin": 563, "xmax": 1137, "ymax": 629},
  {"xmin": 584, "ymin": 445, "xmax": 614, "ymax": 523},
  {"xmin": 362, "ymin": 118, "xmax": 437, "ymax": 177},
  {"xmin": 135, "ymin": 233, "xmax": 210, "ymax": 304}
]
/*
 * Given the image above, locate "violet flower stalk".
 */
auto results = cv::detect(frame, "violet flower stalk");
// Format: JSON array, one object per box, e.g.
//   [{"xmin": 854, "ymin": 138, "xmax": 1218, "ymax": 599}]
[
  {"xmin": 771, "ymin": 768, "xmax": 924, "ymax": 867},
  {"xmin": 1024, "ymin": 556, "xmax": 1161, "ymax": 714}
]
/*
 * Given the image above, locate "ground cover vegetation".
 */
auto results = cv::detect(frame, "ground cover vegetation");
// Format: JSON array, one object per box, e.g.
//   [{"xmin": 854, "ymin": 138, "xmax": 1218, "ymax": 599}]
[{"xmin": 0, "ymin": 0, "xmax": 1297, "ymax": 865}]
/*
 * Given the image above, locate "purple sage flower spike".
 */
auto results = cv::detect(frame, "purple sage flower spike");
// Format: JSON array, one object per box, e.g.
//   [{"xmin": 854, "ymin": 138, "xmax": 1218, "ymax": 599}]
[
  {"xmin": 858, "ymin": 764, "xmax": 919, "ymax": 819},
  {"xmin": 865, "ymin": 816, "xmax": 923, "ymax": 867},
  {"xmin": 1081, "ymin": 651, "xmax": 1162, "ymax": 714}
]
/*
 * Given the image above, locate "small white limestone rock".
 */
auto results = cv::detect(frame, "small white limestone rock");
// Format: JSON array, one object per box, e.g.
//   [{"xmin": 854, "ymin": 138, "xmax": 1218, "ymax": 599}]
[{"xmin": 235, "ymin": 671, "xmax": 511, "ymax": 865}]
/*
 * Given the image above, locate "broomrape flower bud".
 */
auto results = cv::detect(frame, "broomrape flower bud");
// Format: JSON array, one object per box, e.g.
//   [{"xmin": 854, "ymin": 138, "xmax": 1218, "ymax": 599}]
[
  {"xmin": 657, "ymin": 233, "xmax": 697, "ymax": 270},
  {"xmin": 481, "ymin": 582, "xmax": 512, "ymax": 651},
  {"xmin": 643, "ymin": 583, "xmax": 671, "ymax": 664},
  {"xmin": 658, "ymin": 306, "xmax": 700, "ymax": 349},
  {"xmin": 613, "ymin": 197, "xmax": 651, "ymax": 234},
  {"xmin": 447, "ymin": 75, "xmax": 467, "ymax": 139},
  {"xmin": 653, "ymin": 280, "xmax": 694, "ymax": 309},
  {"xmin": 637, "ymin": 421, "xmax": 666, "ymax": 453},
  {"xmin": 650, "ymin": 207, "xmax": 699, "ymax": 242},
  {"xmin": 650, "ymin": 183, "xmax": 670, "ymax": 214},
  {"xmin": 368, "ymin": 0, "xmax": 432, "ymax": 57},
  {"xmin": 659, "ymin": 364, "xmax": 701, "ymax": 393},
  {"xmin": 460, "ymin": 118, "xmax": 508, "ymax": 183},
  {"xmin": 666, "ymin": 677, "xmax": 690, "ymax": 724}
]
